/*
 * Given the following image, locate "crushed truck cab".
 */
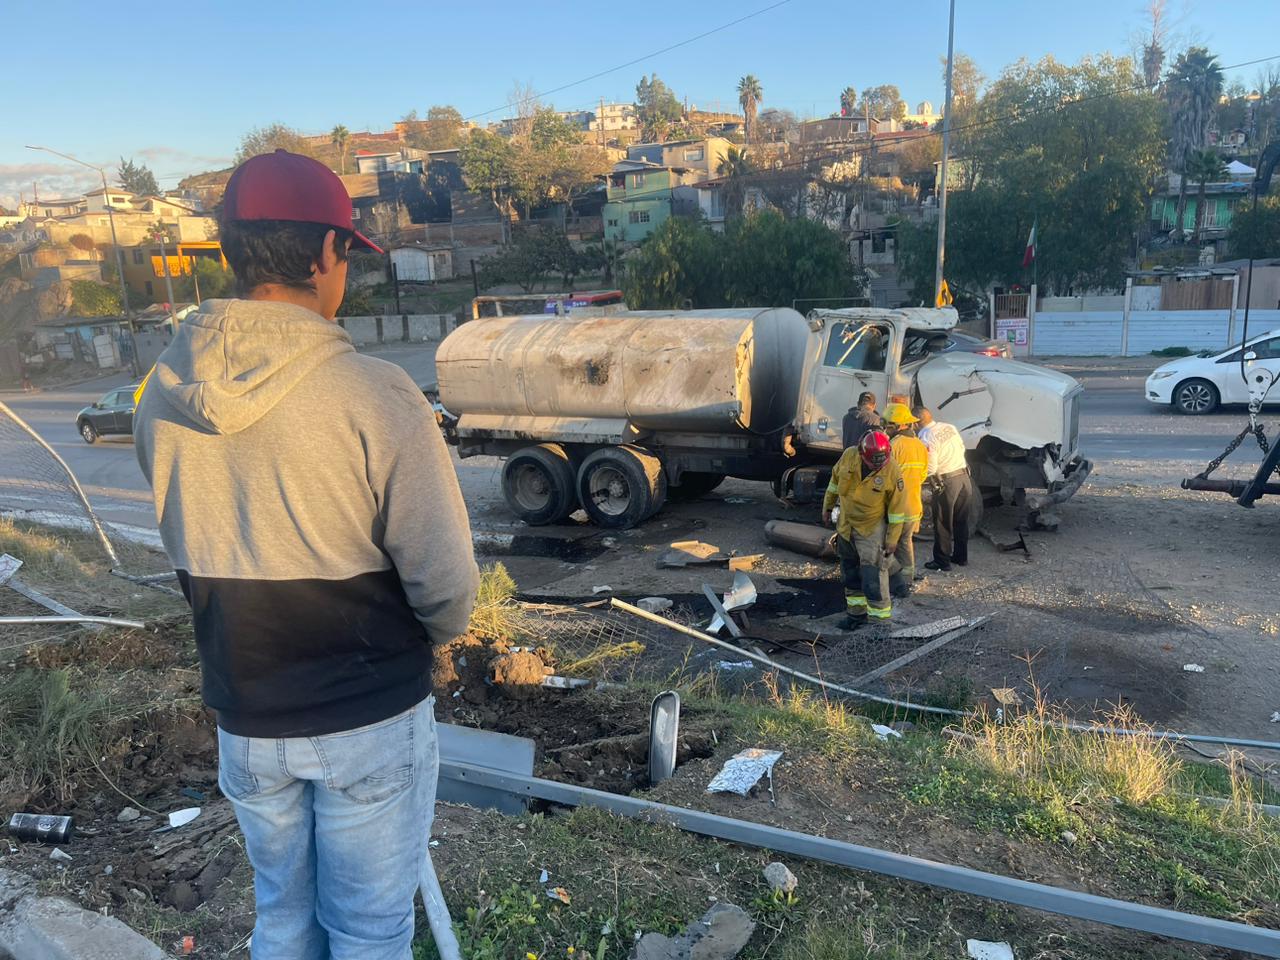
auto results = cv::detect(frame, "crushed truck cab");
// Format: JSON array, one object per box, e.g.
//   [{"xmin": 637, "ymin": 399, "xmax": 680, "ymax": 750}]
[{"xmin": 436, "ymin": 305, "xmax": 1091, "ymax": 529}]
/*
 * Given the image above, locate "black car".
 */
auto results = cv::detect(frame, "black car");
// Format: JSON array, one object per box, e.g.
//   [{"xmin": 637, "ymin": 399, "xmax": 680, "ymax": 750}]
[{"xmin": 76, "ymin": 385, "xmax": 141, "ymax": 443}]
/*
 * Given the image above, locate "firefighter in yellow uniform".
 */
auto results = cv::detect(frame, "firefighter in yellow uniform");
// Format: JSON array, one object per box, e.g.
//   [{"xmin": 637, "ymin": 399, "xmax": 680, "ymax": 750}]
[
  {"xmin": 822, "ymin": 429, "xmax": 909, "ymax": 627},
  {"xmin": 882, "ymin": 402, "xmax": 929, "ymax": 599}
]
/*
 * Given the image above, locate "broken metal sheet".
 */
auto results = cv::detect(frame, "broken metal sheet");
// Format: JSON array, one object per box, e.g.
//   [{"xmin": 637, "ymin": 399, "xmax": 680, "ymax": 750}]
[
  {"xmin": 648, "ymin": 691, "xmax": 681, "ymax": 786},
  {"xmin": 0, "ymin": 553, "xmax": 21, "ymax": 586},
  {"xmin": 703, "ymin": 584, "xmax": 743, "ymax": 638},
  {"xmin": 706, "ymin": 572, "xmax": 758, "ymax": 634},
  {"xmin": 889, "ymin": 616, "xmax": 966, "ymax": 640},
  {"xmin": 659, "ymin": 540, "xmax": 730, "ymax": 569},
  {"xmin": 706, "ymin": 748, "xmax": 783, "ymax": 797},
  {"xmin": 437, "ymin": 722, "xmax": 535, "ymax": 815}
]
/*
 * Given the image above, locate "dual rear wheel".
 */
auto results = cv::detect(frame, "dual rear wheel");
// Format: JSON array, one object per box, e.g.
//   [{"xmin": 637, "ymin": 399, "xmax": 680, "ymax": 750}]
[{"xmin": 500, "ymin": 444, "xmax": 669, "ymax": 529}]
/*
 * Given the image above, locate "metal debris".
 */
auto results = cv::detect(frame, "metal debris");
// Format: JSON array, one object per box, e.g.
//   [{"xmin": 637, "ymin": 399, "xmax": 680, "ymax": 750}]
[
  {"xmin": 648, "ymin": 691, "xmax": 681, "ymax": 786},
  {"xmin": 705, "ymin": 572, "xmax": 757, "ymax": 635},
  {"xmin": 763, "ymin": 520, "xmax": 837, "ymax": 560},
  {"xmin": 706, "ymin": 748, "xmax": 782, "ymax": 797},
  {"xmin": 659, "ymin": 540, "xmax": 729, "ymax": 568},
  {"xmin": 728, "ymin": 554, "xmax": 762, "ymax": 572},
  {"xmin": 1183, "ymin": 663, "xmax": 1206, "ymax": 673},
  {"xmin": 889, "ymin": 616, "xmax": 967, "ymax": 639}
]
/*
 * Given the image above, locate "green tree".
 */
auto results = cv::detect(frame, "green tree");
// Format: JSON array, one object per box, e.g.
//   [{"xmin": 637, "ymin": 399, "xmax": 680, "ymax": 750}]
[
  {"xmin": 176, "ymin": 258, "xmax": 234, "ymax": 302},
  {"xmin": 757, "ymin": 107, "xmax": 798, "ymax": 143},
  {"xmin": 716, "ymin": 146, "xmax": 754, "ymax": 219},
  {"xmin": 624, "ymin": 213, "xmax": 859, "ymax": 309},
  {"xmin": 69, "ymin": 279, "xmax": 122, "ymax": 316},
  {"xmin": 530, "ymin": 108, "xmax": 581, "ymax": 150},
  {"xmin": 401, "ymin": 106, "xmax": 465, "ymax": 151},
  {"xmin": 476, "ymin": 227, "xmax": 569, "ymax": 293},
  {"xmin": 459, "ymin": 128, "xmax": 516, "ymax": 225},
  {"xmin": 908, "ymin": 54, "xmax": 1164, "ymax": 297},
  {"xmin": 236, "ymin": 123, "xmax": 311, "ymax": 163},
  {"xmin": 1185, "ymin": 149, "xmax": 1226, "ymax": 243},
  {"xmin": 860, "ymin": 84, "xmax": 906, "ymax": 121},
  {"xmin": 635, "ymin": 74, "xmax": 683, "ymax": 142},
  {"xmin": 1165, "ymin": 47, "xmax": 1223, "ymax": 237},
  {"xmin": 330, "ymin": 124, "xmax": 350, "ymax": 174},
  {"xmin": 1227, "ymin": 195, "xmax": 1280, "ymax": 260},
  {"xmin": 839, "ymin": 86, "xmax": 858, "ymax": 117},
  {"xmin": 117, "ymin": 157, "xmax": 159, "ymax": 196},
  {"xmin": 944, "ymin": 53, "xmax": 986, "ymax": 107},
  {"xmin": 738, "ymin": 75, "xmax": 763, "ymax": 143}
]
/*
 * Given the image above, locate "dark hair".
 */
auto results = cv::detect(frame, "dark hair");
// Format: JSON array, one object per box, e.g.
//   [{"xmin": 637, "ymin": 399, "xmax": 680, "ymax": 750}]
[
  {"xmin": 218, "ymin": 219, "xmax": 353, "ymax": 296},
  {"xmin": 857, "ymin": 391, "xmax": 876, "ymax": 407}
]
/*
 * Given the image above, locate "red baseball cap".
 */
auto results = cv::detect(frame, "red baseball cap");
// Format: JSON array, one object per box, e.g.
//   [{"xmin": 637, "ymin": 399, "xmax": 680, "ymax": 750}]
[{"xmin": 222, "ymin": 149, "xmax": 383, "ymax": 253}]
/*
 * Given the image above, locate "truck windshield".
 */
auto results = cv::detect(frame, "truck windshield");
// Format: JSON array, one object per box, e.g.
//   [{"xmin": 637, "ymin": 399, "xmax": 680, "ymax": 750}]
[{"xmin": 823, "ymin": 322, "xmax": 888, "ymax": 372}]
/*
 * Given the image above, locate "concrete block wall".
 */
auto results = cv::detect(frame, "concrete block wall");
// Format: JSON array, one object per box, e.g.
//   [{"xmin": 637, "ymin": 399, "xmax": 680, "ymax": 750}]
[
  {"xmin": 1032, "ymin": 309, "xmax": 1280, "ymax": 356},
  {"xmin": 338, "ymin": 315, "xmax": 452, "ymax": 345}
]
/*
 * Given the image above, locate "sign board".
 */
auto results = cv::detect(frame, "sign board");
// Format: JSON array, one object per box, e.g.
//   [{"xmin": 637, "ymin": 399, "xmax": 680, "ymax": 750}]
[{"xmin": 995, "ymin": 317, "xmax": 1030, "ymax": 357}]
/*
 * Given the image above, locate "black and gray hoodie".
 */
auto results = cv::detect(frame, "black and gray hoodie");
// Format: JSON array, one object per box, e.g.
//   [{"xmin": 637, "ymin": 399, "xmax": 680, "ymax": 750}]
[{"xmin": 135, "ymin": 299, "xmax": 479, "ymax": 738}]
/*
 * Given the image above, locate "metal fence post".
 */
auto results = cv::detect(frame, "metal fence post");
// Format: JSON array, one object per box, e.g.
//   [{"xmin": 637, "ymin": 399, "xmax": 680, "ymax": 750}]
[
  {"xmin": 1227, "ymin": 272, "xmax": 1240, "ymax": 348},
  {"xmin": 1121, "ymin": 277, "xmax": 1133, "ymax": 357}
]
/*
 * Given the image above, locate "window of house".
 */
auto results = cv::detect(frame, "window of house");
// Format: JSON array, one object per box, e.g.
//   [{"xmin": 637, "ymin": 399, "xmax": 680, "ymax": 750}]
[
  {"xmin": 628, "ymin": 211, "xmax": 641, "ymax": 224},
  {"xmin": 608, "ymin": 218, "xmax": 618, "ymax": 227},
  {"xmin": 871, "ymin": 234, "xmax": 887, "ymax": 254},
  {"xmin": 145, "ymin": 281, "xmax": 154, "ymax": 297},
  {"xmin": 132, "ymin": 249, "xmax": 144, "ymax": 265},
  {"xmin": 683, "ymin": 148, "xmax": 704, "ymax": 162},
  {"xmin": 632, "ymin": 173, "xmax": 646, "ymax": 189}
]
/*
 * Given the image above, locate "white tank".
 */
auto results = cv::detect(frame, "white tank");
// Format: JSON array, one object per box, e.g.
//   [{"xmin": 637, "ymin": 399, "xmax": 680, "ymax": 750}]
[{"xmin": 436, "ymin": 308, "xmax": 812, "ymax": 435}]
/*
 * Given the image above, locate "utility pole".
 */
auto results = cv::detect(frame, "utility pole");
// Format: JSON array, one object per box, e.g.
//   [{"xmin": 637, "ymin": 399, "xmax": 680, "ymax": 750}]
[
  {"xmin": 934, "ymin": 0, "xmax": 957, "ymax": 307},
  {"xmin": 153, "ymin": 225, "xmax": 178, "ymax": 325},
  {"xmin": 27, "ymin": 144, "xmax": 137, "ymax": 375}
]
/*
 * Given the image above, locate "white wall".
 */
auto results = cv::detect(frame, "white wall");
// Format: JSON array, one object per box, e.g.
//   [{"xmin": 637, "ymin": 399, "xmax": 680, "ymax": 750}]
[{"xmin": 1032, "ymin": 309, "xmax": 1280, "ymax": 356}]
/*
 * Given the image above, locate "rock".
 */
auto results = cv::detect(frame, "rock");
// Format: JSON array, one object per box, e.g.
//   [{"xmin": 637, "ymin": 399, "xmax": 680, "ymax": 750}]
[
  {"xmin": 637, "ymin": 597, "xmax": 674, "ymax": 614},
  {"xmin": 116, "ymin": 807, "xmax": 141, "ymax": 823},
  {"xmin": 763, "ymin": 861, "xmax": 797, "ymax": 895},
  {"xmin": 1060, "ymin": 830, "xmax": 1077, "ymax": 845},
  {"xmin": 0, "ymin": 881, "xmax": 167, "ymax": 960},
  {"xmin": 629, "ymin": 903, "xmax": 755, "ymax": 960},
  {"xmin": 490, "ymin": 650, "xmax": 551, "ymax": 699},
  {"xmin": 48, "ymin": 849, "xmax": 73, "ymax": 863}
]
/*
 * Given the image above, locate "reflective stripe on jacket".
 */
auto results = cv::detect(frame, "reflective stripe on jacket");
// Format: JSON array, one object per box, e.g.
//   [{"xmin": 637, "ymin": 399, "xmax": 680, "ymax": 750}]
[
  {"xmin": 822, "ymin": 448, "xmax": 908, "ymax": 546},
  {"xmin": 890, "ymin": 433, "xmax": 929, "ymax": 523}
]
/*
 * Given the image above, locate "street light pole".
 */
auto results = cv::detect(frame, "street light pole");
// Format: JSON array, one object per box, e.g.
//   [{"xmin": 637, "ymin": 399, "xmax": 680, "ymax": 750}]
[
  {"xmin": 25, "ymin": 145, "xmax": 136, "ymax": 375},
  {"xmin": 934, "ymin": 0, "xmax": 957, "ymax": 307}
]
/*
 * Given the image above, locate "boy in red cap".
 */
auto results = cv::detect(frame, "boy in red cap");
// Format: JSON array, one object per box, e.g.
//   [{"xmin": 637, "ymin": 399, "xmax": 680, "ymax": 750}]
[{"xmin": 134, "ymin": 150, "xmax": 478, "ymax": 959}]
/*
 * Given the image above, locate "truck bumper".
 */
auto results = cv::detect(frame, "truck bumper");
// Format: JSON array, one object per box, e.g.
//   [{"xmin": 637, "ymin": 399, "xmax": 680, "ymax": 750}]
[{"xmin": 1025, "ymin": 457, "xmax": 1092, "ymax": 528}]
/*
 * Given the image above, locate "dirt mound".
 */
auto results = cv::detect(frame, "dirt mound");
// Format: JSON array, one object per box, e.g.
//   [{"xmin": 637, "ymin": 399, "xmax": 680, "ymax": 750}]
[{"xmin": 432, "ymin": 633, "xmax": 555, "ymax": 703}]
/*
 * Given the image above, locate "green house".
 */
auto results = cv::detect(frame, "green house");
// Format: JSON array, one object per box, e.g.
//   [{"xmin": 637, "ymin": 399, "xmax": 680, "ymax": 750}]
[
  {"xmin": 1151, "ymin": 183, "xmax": 1250, "ymax": 239},
  {"xmin": 603, "ymin": 166, "xmax": 688, "ymax": 243}
]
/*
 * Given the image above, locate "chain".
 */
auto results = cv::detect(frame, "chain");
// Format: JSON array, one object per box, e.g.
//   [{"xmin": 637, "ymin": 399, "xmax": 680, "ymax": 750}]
[{"xmin": 1196, "ymin": 409, "xmax": 1271, "ymax": 481}]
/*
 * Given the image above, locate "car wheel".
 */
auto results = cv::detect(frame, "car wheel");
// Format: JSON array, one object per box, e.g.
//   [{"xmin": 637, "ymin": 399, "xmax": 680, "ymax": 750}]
[
  {"xmin": 79, "ymin": 421, "xmax": 97, "ymax": 444},
  {"xmin": 1174, "ymin": 379, "xmax": 1219, "ymax": 415}
]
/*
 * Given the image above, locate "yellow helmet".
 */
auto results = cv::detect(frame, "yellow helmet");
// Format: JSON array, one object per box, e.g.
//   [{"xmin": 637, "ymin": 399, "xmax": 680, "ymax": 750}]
[{"xmin": 882, "ymin": 402, "xmax": 919, "ymax": 426}]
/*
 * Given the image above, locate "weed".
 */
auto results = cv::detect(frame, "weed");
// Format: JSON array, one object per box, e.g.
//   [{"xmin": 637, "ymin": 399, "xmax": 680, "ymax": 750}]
[
  {"xmin": 468, "ymin": 563, "xmax": 519, "ymax": 641},
  {"xmin": 559, "ymin": 641, "xmax": 646, "ymax": 676},
  {"xmin": 1151, "ymin": 345, "xmax": 1193, "ymax": 357},
  {"xmin": 776, "ymin": 913, "xmax": 932, "ymax": 959}
]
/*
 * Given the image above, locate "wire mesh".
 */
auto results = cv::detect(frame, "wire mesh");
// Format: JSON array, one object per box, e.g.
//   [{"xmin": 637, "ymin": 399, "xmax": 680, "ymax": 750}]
[{"xmin": 0, "ymin": 400, "xmax": 118, "ymax": 566}]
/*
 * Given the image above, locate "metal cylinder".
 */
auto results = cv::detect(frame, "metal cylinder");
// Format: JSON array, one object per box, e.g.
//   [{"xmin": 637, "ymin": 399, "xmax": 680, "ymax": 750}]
[
  {"xmin": 8, "ymin": 812, "xmax": 75, "ymax": 844},
  {"xmin": 764, "ymin": 520, "xmax": 838, "ymax": 560}
]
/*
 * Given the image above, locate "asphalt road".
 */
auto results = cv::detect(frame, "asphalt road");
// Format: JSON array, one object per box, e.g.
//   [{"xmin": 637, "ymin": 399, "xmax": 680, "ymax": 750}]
[{"xmin": 2, "ymin": 354, "xmax": 1270, "ymax": 533}]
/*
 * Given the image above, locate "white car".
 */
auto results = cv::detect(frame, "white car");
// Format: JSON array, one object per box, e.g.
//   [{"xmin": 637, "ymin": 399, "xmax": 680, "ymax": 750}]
[{"xmin": 1145, "ymin": 329, "xmax": 1280, "ymax": 414}]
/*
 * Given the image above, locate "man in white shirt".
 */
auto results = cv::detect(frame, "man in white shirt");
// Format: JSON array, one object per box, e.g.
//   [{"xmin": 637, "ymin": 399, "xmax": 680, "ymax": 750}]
[{"xmin": 916, "ymin": 407, "xmax": 971, "ymax": 571}]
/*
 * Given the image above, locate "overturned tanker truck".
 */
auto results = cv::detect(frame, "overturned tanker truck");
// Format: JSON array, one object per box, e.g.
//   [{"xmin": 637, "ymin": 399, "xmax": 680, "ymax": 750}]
[{"xmin": 433, "ymin": 306, "xmax": 1092, "ymax": 529}]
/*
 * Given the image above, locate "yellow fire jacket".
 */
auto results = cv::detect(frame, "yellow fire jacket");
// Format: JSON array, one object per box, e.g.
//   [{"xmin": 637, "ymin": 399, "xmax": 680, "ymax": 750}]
[
  {"xmin": 890, "ymin": 433, "xmax": 929, "ymax": 524},
  {"xmin": 823, "ymin": 448, "xmax": 908, "ymax": 548}
]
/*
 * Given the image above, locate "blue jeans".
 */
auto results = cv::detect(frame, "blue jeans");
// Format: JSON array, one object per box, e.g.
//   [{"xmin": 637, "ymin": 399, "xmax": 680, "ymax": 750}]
[{"xmin": 217, "ymin": 697, "xmax": 438, "ymax": 960}]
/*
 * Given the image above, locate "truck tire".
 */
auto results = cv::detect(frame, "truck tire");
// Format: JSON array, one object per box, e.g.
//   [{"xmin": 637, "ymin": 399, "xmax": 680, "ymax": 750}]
[
  {"xmin": 668, "ymin": 471, "xmax": 726, "ymax": 502},
  {"xmin": 502, "ymin": 444, "xmax": 578, "ymax": 525},
  {"xmin": 577, "ymin": 446, "xmax": 664, "ymax": 529}
]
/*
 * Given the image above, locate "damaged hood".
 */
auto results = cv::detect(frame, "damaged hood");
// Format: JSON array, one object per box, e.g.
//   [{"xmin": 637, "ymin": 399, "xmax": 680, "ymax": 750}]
[{"xmin": 914, "ymin": 353, "xmax": 1081, "ymax": 452}]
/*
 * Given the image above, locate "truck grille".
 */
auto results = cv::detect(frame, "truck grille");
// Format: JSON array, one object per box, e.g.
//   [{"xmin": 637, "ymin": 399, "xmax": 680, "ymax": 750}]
[{"xmin": 1066, "ymin": 395, "xmax": 1080, "ymax": 454}]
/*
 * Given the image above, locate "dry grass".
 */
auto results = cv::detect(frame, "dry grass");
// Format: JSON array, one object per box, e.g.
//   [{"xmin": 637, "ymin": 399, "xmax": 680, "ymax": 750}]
[
  {"xmin": 953, "ymin": 686, "xmax": 1178, "ymax": 806},
  {"xmin": 467, "ymin": 562, "xmax": 520, "ymax": 641}
]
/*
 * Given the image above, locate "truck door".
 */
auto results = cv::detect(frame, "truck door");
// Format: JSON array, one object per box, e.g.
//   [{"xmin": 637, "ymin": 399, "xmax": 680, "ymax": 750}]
[{"xmin": 800, "ymin": 320, "xmax": 893, "ymax": 453}]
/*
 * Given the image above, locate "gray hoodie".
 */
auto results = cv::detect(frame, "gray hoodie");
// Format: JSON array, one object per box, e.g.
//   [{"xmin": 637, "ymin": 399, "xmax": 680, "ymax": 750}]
[{"xmin": 134, "ymin": 299, "xmax": 479, "ymax": 737}]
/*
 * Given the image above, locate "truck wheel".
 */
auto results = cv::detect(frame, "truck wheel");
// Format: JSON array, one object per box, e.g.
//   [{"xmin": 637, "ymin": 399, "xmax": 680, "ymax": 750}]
[
  {"xmin": 668, "ymin": 471, "xmax": 726, "ymax": 502},
  {"xmin": 577, "ymin": 446, "xmax": 664, "ymax": 529},
  {"xmin": 502, "ymin": 444, "xmax": 578, "ymax": 525}
]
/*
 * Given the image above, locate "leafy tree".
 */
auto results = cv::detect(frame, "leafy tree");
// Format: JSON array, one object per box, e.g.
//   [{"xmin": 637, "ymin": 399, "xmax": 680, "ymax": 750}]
[
  {"xmin": 757, "ymin": 107, "xmax": 798, "ymax": 144},
  {"xmin": 530, "ymin": 109, "xmax": 581, "ymax": 150},
  {"xmin": 624, "ymin": 213, "xmax": 859, "ymax": 309},
  {"xmin": 117, "ymin": 157, "xmax": 159, "ymax": 196},
  {"xmin": 860, "ymin": 84, "xmax": 906, "ymax": 121},
  {"xmin": 70, "ymin": 279, "xmax": 122, "ymax": 316},
  {"xmin": 944, "ymin": 53, "xmax": 986, "ymax": 108},
  {"xmin": 330, "ymin": 125, "xmax": 350, "ymax": 174},
  {"xmin": 236, "ymin": 123, "xmax": 311, "ymax": 163},
  {"xmin": 459, "ymin": 128, "xmax": 516, "ymax": 224},
  {"xmin": 839, "ymin": 86, "xmax": 858, "ymax": 117},
  {"xmin": 1185, "ymin": 149, "xmax": 1226, "ymax": 243},
  {"xmin": 906, "ymin": 54, "xmax": 1164, "ymax": 297},
  {"xmin": 1165, "ymin": 47, "xmax": 1223, "ymax": 236},
  {"xmin": 1227, "ymin": 195, "xmax": 1280, "ymax": 260},
  {"xmin": 1138, "ymin": 0, "xmax": 1169, "ymax": 88},
  {"xmin": 401, "ymin": 106, "xmax": 466, "ymax": 151},
  {"xmin": 476, "ymin": 227, "xmax": 570, "ymax": 293},
  {"xmin": 635, "ymin": 74, "xmax": 683, "ymax": 142},
  {"xmin": 738, "ymin": 75, "xmax": 763, "ymax": 143},
  {"xmin": 177, "ymin": 258, "xmax": 234, "ymax": 302},
  {"xmin": 716, "ymin": 146, "xmax": 755, "ymax": 219}
]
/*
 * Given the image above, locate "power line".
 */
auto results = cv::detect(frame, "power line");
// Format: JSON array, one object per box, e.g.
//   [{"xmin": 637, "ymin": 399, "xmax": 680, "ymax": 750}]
[{"xmin": 460, "ymin": 0, "xmax": 794, "ymax": 123}]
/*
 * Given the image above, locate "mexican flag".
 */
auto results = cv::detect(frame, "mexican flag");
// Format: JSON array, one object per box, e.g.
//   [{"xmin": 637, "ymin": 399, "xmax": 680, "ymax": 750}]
[{"xmin": 1022, "ymin": 219, "xmax": 1037, "ymax": 268}]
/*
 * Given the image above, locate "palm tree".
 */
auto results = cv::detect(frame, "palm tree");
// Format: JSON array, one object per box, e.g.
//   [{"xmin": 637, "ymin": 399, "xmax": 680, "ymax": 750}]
[
  {"xmin": 716, "ymin": 146, "xmax": 754, "ymax": 218},
  {"xmin": 330, "ymin": 124, "xmax": 351, "ymax": 174},
  {"xmin": 840, "ymin": 86, "xmax": 858, "ymax": 117},
  {"xmin": 738, "ymin": 75, "xmax": 763, "ymax": 144},
  {"xmin": 1185, "ymin": 149, "xmax": 1227, "ymax": 243},
  {"xmin": 1165, "ymin": 48, "xmax": 1223, "ymax": 238}
]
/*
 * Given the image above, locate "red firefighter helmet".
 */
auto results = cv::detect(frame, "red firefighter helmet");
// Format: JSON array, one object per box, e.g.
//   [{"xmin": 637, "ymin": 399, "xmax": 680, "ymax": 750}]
[{"xmin": 859, "ymin": 429, "xmax": 892, "ymax": 471}]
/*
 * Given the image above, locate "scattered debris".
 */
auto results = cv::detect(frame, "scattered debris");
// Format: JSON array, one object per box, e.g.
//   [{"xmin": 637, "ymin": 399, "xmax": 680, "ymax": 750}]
[
  {"xmin": 991, "ymin": 687, "xmax": 1024, "ymax": 707},
  {"xmin": 631, "ymin": 902, "xmax": 756, "ymax": 960},
  {"xmin": 889, "ymin": 616, "xmax": 966, "ymax": 639},
  {"xmin": 728, "ymin": 554, "xmax": 763, "ymax": 572},
  {"xmin": 847, "ymin": 616, "xmax": 993, "ymax": 688},
  {"xmin": 1182, "ymin": 663, "xmax": 1206, "ymax": 673},
  {"xmin": 705, "ymin": 572, "xmax": 757, "ymax": 635},
  {"xmin": 116, "ymin": 807, "xmax": 141, "ymax": 823},
  {"xmin": 601, "ymin": 537, "xmax": 619, "ymax": 549},
  {"xmin": 637, "ymin": 597, "xmax": 674, "ymax": 614},
  {"xmin": 763, "ymin": 520, "xmax": 837, "ymax": 560},
  {"xmin": 648, "ymin": 691, "xmax": 681, "ymax": 786},
  {"xmin": 716, "ymin": 660, "xmax": 755, "ymax": 671},
  {"xmin": 1060, "ymin": 830, "xmax": 1078, "ymax": 845},
  {"xmin": 966, "ymin": 940, "xmax": 1015, "ymax": 960},
  {"xmin": 763, "ymin": 862, "xmax": 798, "ymax": 894},
  {"xmin": 546, "ymin": 886, "xmax": 571, "ymax": 905},
  {"xmin": 724, "ymin": 497, "xmax": 754, "ymax": 504},
  {"xmin": 539, "ymin": 869, "xmax": 549, "ymax": 884},
  {"xmin": 179, "ymin": 788, "xmax": 206, "ymax": 803},
  {"xmin": 706, "ymin": 748, "xmax": 783, "ymax": 797},
  {"xmin": 659, "ymin": 540, "xmax": 730, "ymax": 568},
  {"xmin": 591, "ymin": 585, "xmax": 614, "ymax": 595},
  {"xmin": 569, "ymin": 509, "xmax": 589, "ymax": 523},
  {"xmin": 1271, "ymin": 712, "xmax": 1280, "ymax": 723},
  {"xmin": 871, "ymin": 724, "xmax": 903, "ymax": 741},
  {"xmin": 541, "ymin": 675, "xmax": 593, "ymax": 690},
  {"xmin": 164, "ymin": 808, "xmax": 202, "ymax": 830},
  {"xmin": 8, "ymin": 813, "xmax": 74, "ymax": 843},
  {"xmin": 177, "ymin": 935, "xmax": 196, "ymax": 955},
  {"xmin": 48, "ymin": 848, "xmax": 73, "ymax": 862}
]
